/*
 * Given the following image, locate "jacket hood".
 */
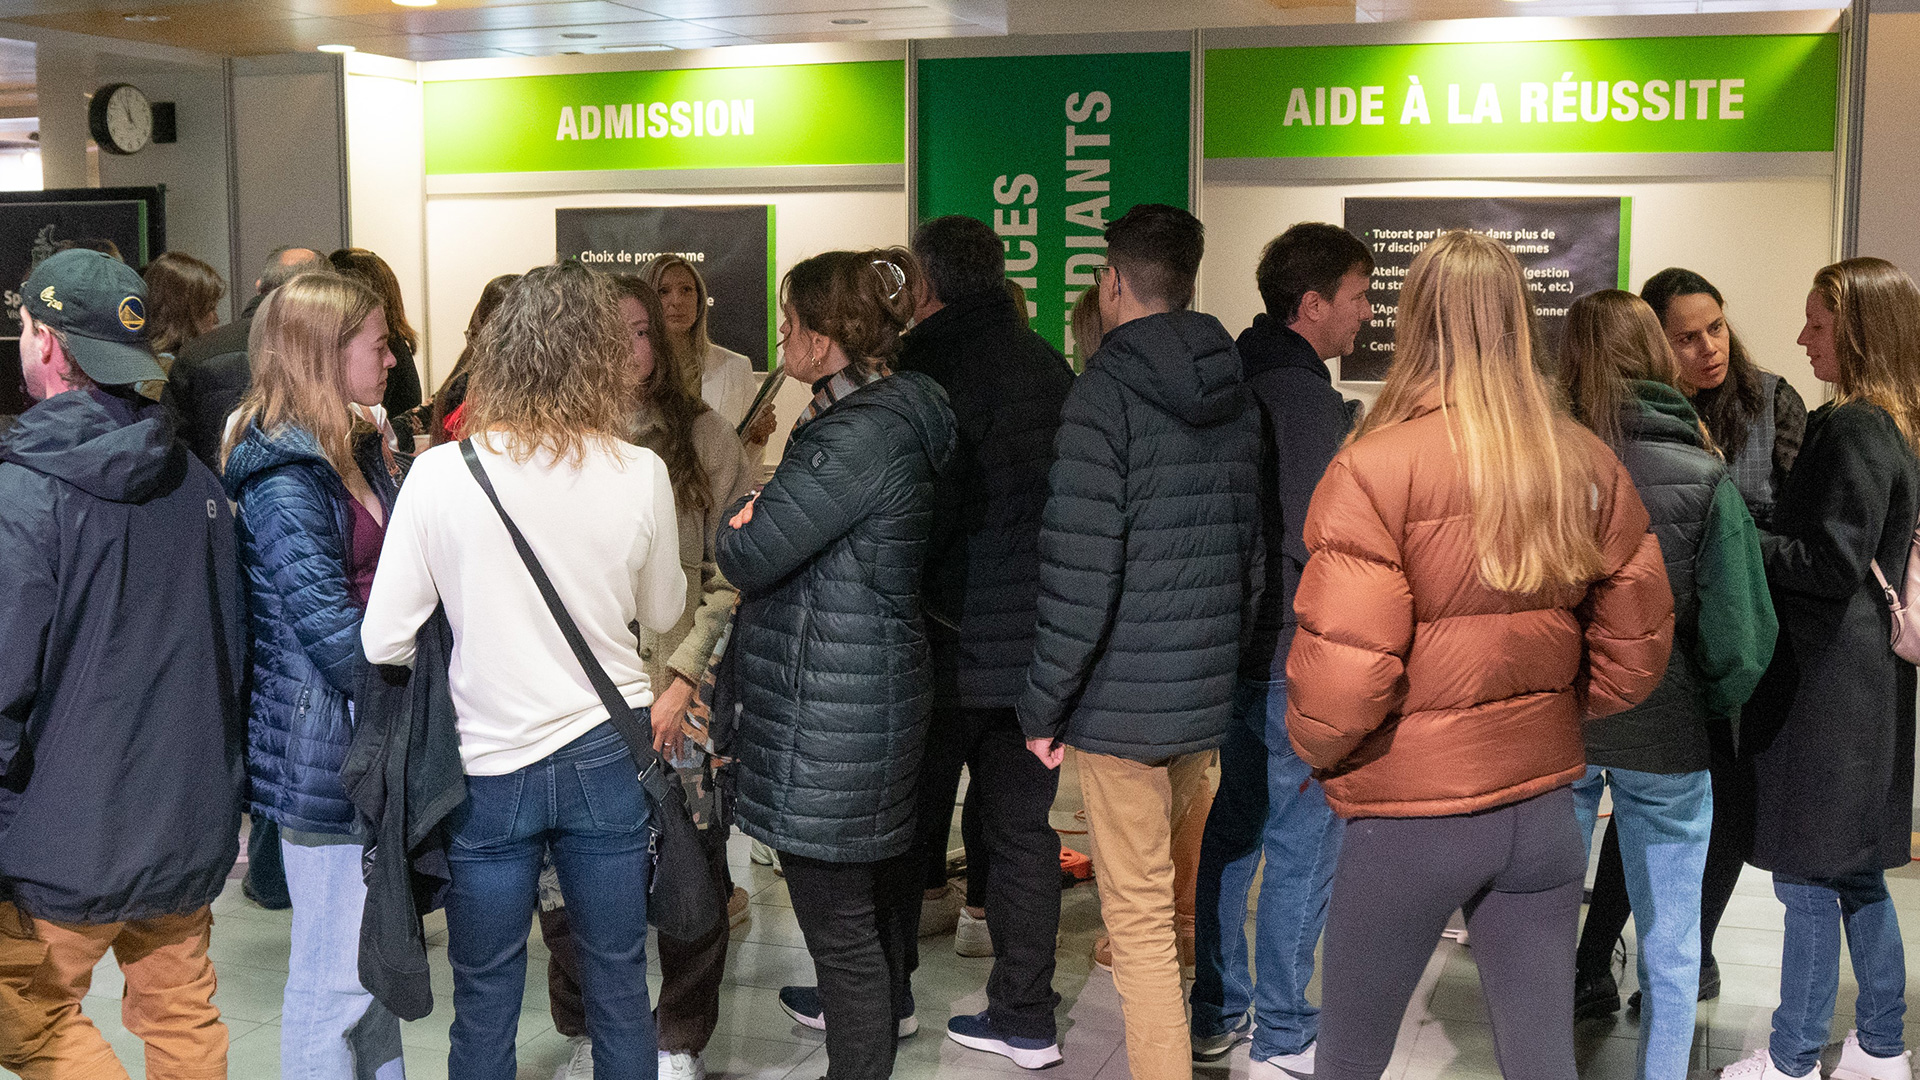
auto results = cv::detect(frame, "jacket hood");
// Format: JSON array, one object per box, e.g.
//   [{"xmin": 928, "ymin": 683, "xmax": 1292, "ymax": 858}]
[
  {"xmin": 1618, "ymin": 380, "xmax": 1707, "ymax": 449},
  {"xmin": 1236, "ymin": 313, "xmax": 1335, "ymax": 385},
  {"xmin": 221, "ymin": 420, "xmax": 333, "ymax": 499},
  {"xmin": 0, "ymin": 388, "xmax": 188, "ymax": 503},
  {"xmin": 1096, "ymin": 310, "xmax": 1246, "ymax": 427},
  {"xmin": 847, "ymin": 370, "xmax": 957, "ymax": 475}
]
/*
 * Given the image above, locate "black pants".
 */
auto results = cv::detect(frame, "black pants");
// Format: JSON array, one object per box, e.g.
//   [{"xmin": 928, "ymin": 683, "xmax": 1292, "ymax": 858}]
[
  {"xmin": 542, "ymin": 816, "xmax": 732, "ymax": 1053},
  {"xmin": 783, "ymin": 849, "xmax": 921, "ymax": 1080},
  {"xmin": 1319, "ymin": 788, "xmax": 1586, "ymax": 1080},
  {"xmin": 243, "ymin": 814, "xmax": 289, "ymax": 907},
  {"xmin": 1577, "ymin": 720, "xmax": 1755, "ymax": 976},
  {"xmin": 907, "ymin": 706, "xmax": 1063, "ymax": 1039}
]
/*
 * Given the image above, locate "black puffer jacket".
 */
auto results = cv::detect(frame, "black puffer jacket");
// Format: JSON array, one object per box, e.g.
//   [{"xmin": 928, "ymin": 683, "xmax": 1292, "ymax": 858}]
[
  {"xmin": 1017, "ymin": 310, "xmax": 1263, "ymax": 761},
  {"xmin": 896, "ymin": 291, "xmax": 1074, "ymax": 707},
  {"xmin": 1749, "ymin": 401, "xmax": 1920, "ymax": 877},
  {"xmin": 717, "ymin": 372, "xmax": 956, "ymax": 862},
  {"xmin": 1589, "ymin": 382, "xmax": 1773, "ymax": 774}
]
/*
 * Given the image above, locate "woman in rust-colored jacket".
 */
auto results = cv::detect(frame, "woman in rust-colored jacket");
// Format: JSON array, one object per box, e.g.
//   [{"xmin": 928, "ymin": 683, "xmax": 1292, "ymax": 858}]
[{"xmin": 1286, "ymin": 231, "xmax": 1673, "ymax": 1080}]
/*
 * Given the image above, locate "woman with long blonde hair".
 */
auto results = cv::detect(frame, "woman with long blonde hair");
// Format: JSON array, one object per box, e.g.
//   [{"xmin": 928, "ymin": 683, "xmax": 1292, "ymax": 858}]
[
  {"xmin": 361, "ymin": 262, "xmax": 685, "ymax": 1080},
  {"xmin": 1721, "ymin": 258, "xmax": 1920, "ymax": 1080},
  {"xmin": 1558, "ymin": 290, "xmax": 1774, "ymax": 1080},
  {"xmin": 644, "ymin": 253, "xmax": 776, "ymax": 445},
  {"xmin": 1284, "ymin": 231, "xmax": 1674, "ymax": 1080},
  {"xmin": 220, "ymin": 271, "xmax": 408, "ymax": 1080}
]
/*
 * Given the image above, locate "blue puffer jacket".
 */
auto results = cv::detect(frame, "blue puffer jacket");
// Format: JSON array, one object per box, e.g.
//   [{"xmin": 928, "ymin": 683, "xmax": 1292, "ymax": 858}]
[{"xmin": 224, "ymin": 422, "xmax": 401, "ymax": 834}]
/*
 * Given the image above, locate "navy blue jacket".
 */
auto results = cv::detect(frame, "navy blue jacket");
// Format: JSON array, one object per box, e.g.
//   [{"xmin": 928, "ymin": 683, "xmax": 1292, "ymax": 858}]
[
  {"xmin": 225, "ymin": 422, "xmax": 400, "ymax": 834},
  {"xmin": 0, "ymin": 389, "xmax": 246, "ymax": 923}
]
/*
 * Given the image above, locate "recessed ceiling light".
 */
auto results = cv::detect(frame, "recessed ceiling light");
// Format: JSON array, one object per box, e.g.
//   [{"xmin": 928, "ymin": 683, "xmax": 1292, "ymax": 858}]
[
  {"xmin": 316, "ymin": 43, "xmax": 357, "ymax": 53},
  {"xmin": 121, "ymin": 12, "xmax": 171, "ymax": 21},
  {"xmin": 391, "ymin": 0, "xmax": 437, "ymax": 6},
  {"xmin": 561, "ymin": 32, "xmax": 599, "ymax": 39},
  {"xmin": 830, "ymin": 17, "xmax": 870, "ymax": 24}
]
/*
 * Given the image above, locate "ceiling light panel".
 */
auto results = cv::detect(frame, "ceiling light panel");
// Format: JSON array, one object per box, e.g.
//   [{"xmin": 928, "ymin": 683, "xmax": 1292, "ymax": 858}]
[{"xmin": 339, "ymin": 1, "xmax": 666, "ymax": 34}]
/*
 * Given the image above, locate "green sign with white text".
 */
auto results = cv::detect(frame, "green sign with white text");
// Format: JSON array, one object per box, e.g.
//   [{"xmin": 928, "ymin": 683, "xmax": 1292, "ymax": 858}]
[
  {"xmin": 1204, "ymin": 34, "xmax": 1836, "ymax": 158},
  {"xmin": 425, "ymin": 60, "xmax": 905, "ymax": 175},
  {"xmin": 917, "ymin": 51, "xmax": 1191, "ymax": 363}
]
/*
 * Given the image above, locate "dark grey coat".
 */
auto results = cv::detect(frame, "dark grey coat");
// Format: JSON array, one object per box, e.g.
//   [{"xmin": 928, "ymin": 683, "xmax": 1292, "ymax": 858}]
[
  {"xmin": 717, "ymin": 371, "xmax": 956, "ymax": 863},
  {"xmin": 1016, "ymin": 310, "xmax": 1263, "ymax": 762},
  {"xmin": 1748, "ymin": 400, "xmax": 1920, "ymax": 878}
]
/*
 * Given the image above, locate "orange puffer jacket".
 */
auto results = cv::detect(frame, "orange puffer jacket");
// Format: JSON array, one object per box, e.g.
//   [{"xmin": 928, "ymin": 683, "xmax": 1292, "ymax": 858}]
[{"xmin": 1285, "ymin": 396, "xmax": 1674, "ymax": 818}]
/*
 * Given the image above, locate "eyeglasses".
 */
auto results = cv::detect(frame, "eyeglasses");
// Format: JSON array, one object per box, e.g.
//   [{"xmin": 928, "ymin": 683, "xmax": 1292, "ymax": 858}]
[{"xmin": 1090, "ymin": 264, "xmax": 1111, "ymax": 282}]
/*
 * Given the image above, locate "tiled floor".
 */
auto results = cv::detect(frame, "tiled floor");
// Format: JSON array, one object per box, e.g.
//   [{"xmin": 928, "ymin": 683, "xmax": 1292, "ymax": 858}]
[{"xmin": 70, "ymin": 778, "xmax": 1920, "ymax": 1080}]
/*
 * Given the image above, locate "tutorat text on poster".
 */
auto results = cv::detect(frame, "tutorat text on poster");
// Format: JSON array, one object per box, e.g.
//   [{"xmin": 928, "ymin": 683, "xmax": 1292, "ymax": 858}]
[
  {"xmin": 556, "ymin": 205, "xmax": 775, "ymax": 371},
  {"xmin": 1342, "ymin": 197, "xmax": 1628, "ymax": 383},
  {"xmin": 1206, "ymin": 34, "xmax": 1836, "ymax": 158},
  {"xmin": 917, "ymin": 51, "xmax": 1191, "ymax": 365}
]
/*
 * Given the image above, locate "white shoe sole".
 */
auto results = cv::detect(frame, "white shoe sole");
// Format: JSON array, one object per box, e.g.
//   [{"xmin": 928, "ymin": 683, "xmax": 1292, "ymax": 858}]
[
  {"xmin": 778, "ymin": 999, "xmax": 917, "ymax": 1038},
  {"xmin": 947, "ymin": 1029, "xmax": 1063, "ymax": 1069}
]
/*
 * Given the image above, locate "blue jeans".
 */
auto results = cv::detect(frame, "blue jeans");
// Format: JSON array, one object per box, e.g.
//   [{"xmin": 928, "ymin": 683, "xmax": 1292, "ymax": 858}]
[
  {"xmin": 281, "ymin": 840, "xmax": 405, "ymax": 1080},
  {"xmin": 445, "ymin": 722, "xmax": 656, "ymax": 1080},
  {"xmin": 1572, "ymin": 766, "xmax": 1712, "ymax": 1080},
  {"xmin": 1191, "ymin": 676, "xmax": 1343, "ymax": 1060},
  {"xmin": 1769, "ymin": 871, "xmax": 1906, "ymax": 1076}
]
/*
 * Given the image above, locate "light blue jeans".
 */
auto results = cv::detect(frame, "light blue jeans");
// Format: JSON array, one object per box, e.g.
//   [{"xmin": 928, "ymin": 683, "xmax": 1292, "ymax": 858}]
[
  {"xmin": 1572, "ymin": 765, "xmax": 1712, "ymax": 1080},
  {"xmin": 1191, "ymin": 676, "xmax": 1344, "ymax": 1061},
  {"xmin": 1770, "ymin": 871, "xmax": 1906, "ymax": 1076},
  {"xmin": 281, "ymin": 839, "xmax": 406, "ymax": 1080}
]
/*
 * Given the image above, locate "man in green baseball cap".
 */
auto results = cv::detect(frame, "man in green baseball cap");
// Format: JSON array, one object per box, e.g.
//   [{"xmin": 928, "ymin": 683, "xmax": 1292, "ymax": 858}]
[
  {"xmin": 0, "ymin": 244, "xmax": 246, "ymax": 1077},
  {"xmin": 17, "ymin": 247, "xmax": 165, "ymax": 392}
]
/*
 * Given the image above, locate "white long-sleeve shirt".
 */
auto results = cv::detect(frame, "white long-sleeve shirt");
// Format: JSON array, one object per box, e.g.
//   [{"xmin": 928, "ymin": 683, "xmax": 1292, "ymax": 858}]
[
  {"xmin": 361, "ymin": 434, "xmax": 684, "ymax": 776},
  {"xmin": 701, "ymin": 343, "xmax": 759, "ymax": 431}
]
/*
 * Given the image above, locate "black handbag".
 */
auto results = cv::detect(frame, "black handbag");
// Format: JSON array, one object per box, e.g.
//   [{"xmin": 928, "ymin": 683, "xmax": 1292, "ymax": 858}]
[{"xmin": 459, "ymin": 440, "xmax": 726, "ymax": 943}]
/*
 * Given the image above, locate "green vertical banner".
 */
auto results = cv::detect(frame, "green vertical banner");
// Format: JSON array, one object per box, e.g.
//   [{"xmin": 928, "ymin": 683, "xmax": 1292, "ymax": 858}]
[{"xmin": 917, "ymin": 51, "xmax": 1192, "ymax": 364}]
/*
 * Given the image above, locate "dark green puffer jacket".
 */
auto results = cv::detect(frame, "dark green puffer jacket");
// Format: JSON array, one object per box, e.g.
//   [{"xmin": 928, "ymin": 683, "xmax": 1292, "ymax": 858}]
[
  {"xmin": 717, "ymin": 371, "xmax": 956, "ymax": 862},
  {"xmin": 1587, "ymin": 381, "xmax": 1775, "ymax": 773}
]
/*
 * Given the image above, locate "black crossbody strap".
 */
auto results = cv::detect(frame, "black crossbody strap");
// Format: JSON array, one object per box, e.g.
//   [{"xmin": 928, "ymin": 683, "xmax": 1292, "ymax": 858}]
[{"xmin": 459, "ymin": 439, "xmax": 673, "ymax": 806}]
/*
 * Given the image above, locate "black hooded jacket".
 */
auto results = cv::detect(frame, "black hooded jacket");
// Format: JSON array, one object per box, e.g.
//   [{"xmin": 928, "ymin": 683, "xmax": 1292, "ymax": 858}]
[
  {"xmin": 1017, "ymin": 310, "xmax": 1263, "ymax": 761},
  {"xmin": 0, "ymin": 389, "xmax": 247, "ymax": 923},
  {"xmin": 1236, "ymin": 315, "xmax": 1353, "ymax": 680},
  {"xmin": 895, "ymin": 291, "xmax": 1074, "ymax": 708}
]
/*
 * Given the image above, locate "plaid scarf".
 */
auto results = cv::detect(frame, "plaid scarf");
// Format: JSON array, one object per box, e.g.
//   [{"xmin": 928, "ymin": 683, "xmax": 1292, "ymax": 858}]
[{"xmin": 793, "ymin": 367, "xmax": 883, "ymax": 432}]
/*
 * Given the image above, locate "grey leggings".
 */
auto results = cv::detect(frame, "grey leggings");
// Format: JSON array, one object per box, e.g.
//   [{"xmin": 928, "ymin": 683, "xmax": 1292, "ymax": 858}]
[{"xmin": 1317, "ymin": 787, "xmax": 1586, "ymax": 1080}]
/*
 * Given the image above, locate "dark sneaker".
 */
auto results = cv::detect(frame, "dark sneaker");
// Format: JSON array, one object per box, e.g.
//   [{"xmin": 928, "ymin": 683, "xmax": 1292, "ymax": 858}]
[
  {"xmin": 946, "ymin": 1011, "xmax": 1062, "ymax": 1070},
  {"xmin": 778, "ymin": 986, "xmax": 917, "ymax": 1037},
  {"xmin": 1192, "ymin": 1014, "xmax": 1254, "ymax": 1061},
  {"xmin": 1574, "ymin": 967, "xmax": 1620, "ymax": 1020}
]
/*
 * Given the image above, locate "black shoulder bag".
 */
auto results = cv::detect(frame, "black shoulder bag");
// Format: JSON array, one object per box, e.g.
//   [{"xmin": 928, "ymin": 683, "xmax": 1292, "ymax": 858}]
[{"xmin": 459, "ymin": 439, "xmax": 725, "ymax": 943}]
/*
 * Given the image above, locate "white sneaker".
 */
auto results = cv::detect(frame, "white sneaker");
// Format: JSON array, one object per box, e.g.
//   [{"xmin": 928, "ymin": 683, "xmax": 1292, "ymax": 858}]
[
  {"xmin": 658, "ymin": 1050, "xmax": 706, "ymax": 1080},
  {"xmin": 1720, "ymin": 1049, "xmax": 1814, "ymax": 1080},
  {"xmin": 920, "ymin": 883, "xmax": 962, "ymax": 938},
  {"xmin": 1251, "ymin": 1042, "xmax": 1316, "ymax": 1079},
  {"xmin": 1834, "ymin": 1031, "xmax": 1914, "ymax": 1080},
  {"xmin": 554, "ymin": 1034, "xmax": 593, "ymax": 1080},
  {"xmin": 955, "ymin": 907, "xmax": 993, "ymax": 957},
  {"xmin": 749, "ymin": 839, "xmax": 781, "ymax": 873}
]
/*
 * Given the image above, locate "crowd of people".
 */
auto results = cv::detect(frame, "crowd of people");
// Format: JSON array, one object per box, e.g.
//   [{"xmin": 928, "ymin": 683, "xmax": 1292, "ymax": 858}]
[{"xmin": 0, "ymin": 203, "xmax": 1914, "ymax": 1080}]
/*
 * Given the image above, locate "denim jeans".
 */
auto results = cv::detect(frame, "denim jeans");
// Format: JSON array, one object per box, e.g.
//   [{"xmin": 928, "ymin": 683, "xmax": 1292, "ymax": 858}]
[
  {"xmin": 1191, "ymin": 676, "xmax": 1343, "ymax": 1061},
  {"xmin": 445, "ymin": 722, "xmax": 655, "ymax": 1080},
  {"xmin": 1572, "ymin": 766, "xmax": 1712, "ymax": 1080},
  {"xmin": 281, "ymin": 840, "xmax": 405, "ymax": 1080},
  {"xmin": 1769, "ymin": 871, "xmax": 1907, "ymax": 1076}
]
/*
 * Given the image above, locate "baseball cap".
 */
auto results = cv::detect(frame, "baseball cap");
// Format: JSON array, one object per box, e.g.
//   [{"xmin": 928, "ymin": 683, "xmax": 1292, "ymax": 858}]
[{"xmin": 21, "ymin": 248, "xmax": 164, "ymax": 386}]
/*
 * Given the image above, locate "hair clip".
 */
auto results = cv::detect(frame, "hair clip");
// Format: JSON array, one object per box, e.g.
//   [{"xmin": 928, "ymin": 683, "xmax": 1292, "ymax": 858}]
[{"xmin": 872, "ymin": 259, "xmax": 907, "ymax": 301}]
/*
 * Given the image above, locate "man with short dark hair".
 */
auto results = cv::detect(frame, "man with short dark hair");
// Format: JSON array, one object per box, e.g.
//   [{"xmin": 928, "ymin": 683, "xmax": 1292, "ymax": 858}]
[
  {"xmin": 1019, "ymin": 203, "xmax": 1262, "ymax": 1080},
  {"xmin": 1187, "ymin": 222, "xmax": 1372, "ymax": 1079},
  {"xmin": 902, "ymin": 214, "xmax": 1075, "ymax": 1067},
  {"xmin": 164, "ymin": 244, "xmax": 328, "ymax": 470},
  {"xmin": 0, "ymin": 249, "xmax": 246, "ymax": 1079}
]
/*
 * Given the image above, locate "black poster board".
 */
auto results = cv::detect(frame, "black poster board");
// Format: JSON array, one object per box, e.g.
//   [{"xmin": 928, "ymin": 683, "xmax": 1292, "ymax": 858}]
[
  {"xmin": 556, "ymin": 205, "xmax": 774, "ymax": 371},
  {"xmin": 0, "ymin": 186, "xmax": 166, "ymax": 417},
  {"xmin": 1341, "ymin": 196, "xmax": 1628, "ymax": 383}
]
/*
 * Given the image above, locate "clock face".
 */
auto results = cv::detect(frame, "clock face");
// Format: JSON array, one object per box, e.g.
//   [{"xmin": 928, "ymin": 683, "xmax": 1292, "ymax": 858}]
[{"xmin": 107, "ymin": 85, "xmax": 152, "ymax": 153}]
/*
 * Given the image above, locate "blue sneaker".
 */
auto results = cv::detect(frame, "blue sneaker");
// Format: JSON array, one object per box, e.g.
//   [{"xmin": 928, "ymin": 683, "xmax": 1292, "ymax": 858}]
[
  {"xmin": 1192, "ymin": 1013, "xmax": 1254, "ymax": 1061},
  {"xmin": 778, "ymin": 986, "xmax": 918, "ymax": 1037},
  {"xmin": 946, "ymin": 1010, "xmax": 1062, "ymax": 1070}
]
